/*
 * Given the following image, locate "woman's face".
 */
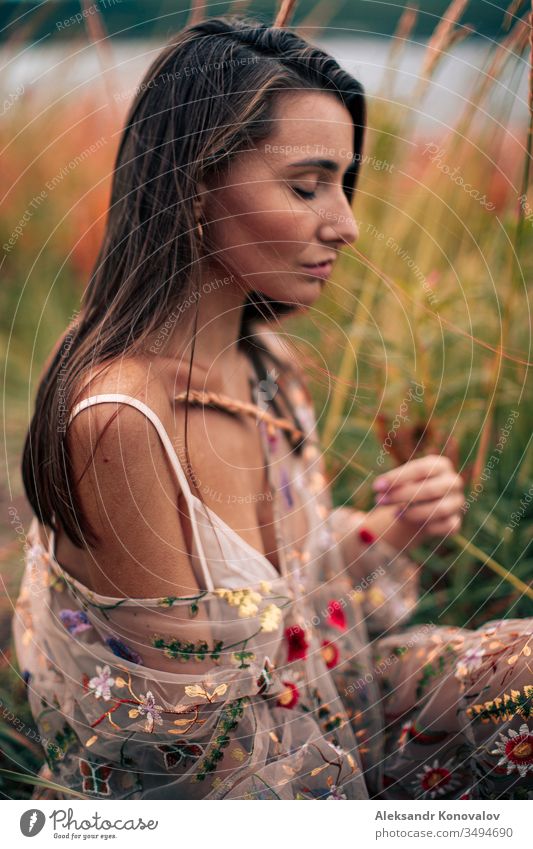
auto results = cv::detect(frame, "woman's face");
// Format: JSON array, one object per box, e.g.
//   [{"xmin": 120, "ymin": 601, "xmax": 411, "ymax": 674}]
[{"xmin": 199, "ymin": 90, "xmax": 360, "ymax": 308}]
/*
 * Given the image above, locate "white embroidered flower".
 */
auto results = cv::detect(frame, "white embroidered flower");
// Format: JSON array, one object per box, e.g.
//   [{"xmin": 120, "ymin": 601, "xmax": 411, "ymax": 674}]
[
  {"xmin": 326, "ymin": 784, "xmax": 347, "ymax": 799},
  {"xmin": 455, "ymin": 646, "xmax": 485, "ymax": 680},
  {"xmin": 88, "ymin": 664, "xmax": 115, "ymax": 701},
  {"xmin": 491, "ymin": 723, "xmax": 533, "ymax": 778},
  {"xmin": 134, "ymin": 690, "xmax": 164, "ymax": 733},
  {"xmin": 414, "ymin": 758, "xmax": 462, "ymax": 798}
]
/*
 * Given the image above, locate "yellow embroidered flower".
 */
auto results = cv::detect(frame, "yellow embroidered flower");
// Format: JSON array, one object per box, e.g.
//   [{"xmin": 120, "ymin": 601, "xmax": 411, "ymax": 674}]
[
  {"xmin": 238, "ymin": 598, "xmax": 260, "ymax": 618},
  {"xmin": 214, "ymin": 587, "xmax": 262, "ymax": 618},
  {"xmin": 367, "ymin": 587, "xmax": 385, "ymax": 605},
  {"xmin": 260, "ymin": 603, "xmax": 282, "ymax": 633}
]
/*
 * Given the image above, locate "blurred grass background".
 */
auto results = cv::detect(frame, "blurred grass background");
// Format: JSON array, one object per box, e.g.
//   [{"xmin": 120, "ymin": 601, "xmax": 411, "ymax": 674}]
[{"xmin": 1, "ymin": 0, "xmax": 532, "ymax": 797}]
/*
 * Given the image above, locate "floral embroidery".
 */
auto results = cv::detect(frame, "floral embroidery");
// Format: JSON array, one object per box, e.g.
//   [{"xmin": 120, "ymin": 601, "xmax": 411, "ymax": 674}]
[
  {"xmin": 326, "ymin": 784, "xmax": 348, "ymax": 799},
  {"xmin": 299, "ymin": 775, "xmax": 348, "ymax": 800},
  {"xmin": 184, "ymin": 682, "xmax": 228, "ymax": 703},
  {"xmin": 260, "ymin": 603, "xmax": 282, "ymax": 632},
  {"xmin": 156, "ymin": 592, "xmax": 208, "ymax": 617},
  {"xmin": 193, "ymin": 698, "xmax": 248, "ymax": 782},
  {"xmin": 258, "ymin": 417, "xmax": 279, "ymax": 451},
  {"xmin": 491, "ymin": 723, "xmax": 533, "ymax": 778},
  {"xmin": 79, "ymin": 759, "xmax": 113, "ymax": 796},
  {"xmin": 157, "ymin": 740, "xmax": 204, "ymax": 770},
  {"xmin": 152, "ymin": 635, "xmax": 224, "ymax": 662},
  {"xmin": 326, "ymin": 599, "xmax": 347, "ymax": 632},
  {"xmin": 414, "ymin": 759, "xmax": 462, "ymax": 798},
  {"xmin": 279, "ymin": 466, "xmax": 294, "ymax": 508},
  {"xmin": 213, "ymin": 587, "xmax": 285, "ymax": 630},
  {"xmin": 276, "ymin": 681, "xmax": 300, "ymax": 709},
  {"xmin": 88, "ymin": 664, "xmax": 115, "ymax": 701},
  {"xmin": 59, "ymin": 609, "xmax": 92, "ymax": 636},
  {"xmin": 105, "ymin": 636, "xmax": 143, "ymax": 665},
  {"xmin": 358, "ymin": 527, "xmax": 376, "ymax": 545},
  {"xmin": 293, "ymin": 402, "xmax": 315, "ymax": 436},
  {"xmin": 455, "ymin": 646, "xmax": 485, "ymax": 680},
  {"xmin": 256, "ymin": 657, "xmax": 275, "ymax": 695},
  {"xmin": 86, "ymin": 668, "xmax": 207, "ymax": 735},
  {"xmin": 214, "ymin": 587, "xmax": 262, "ymax": 617},
  {"xmin": 285, "ymin": 625, "xmax": 309, "ymax": 662},
  {"xmin": 321, "ymin": 640, "xmax": 340, "ymax": 670},
  {"xmin": 16, "ymin": 370, "xmax": 533, "ymax": 802},
  {"xmin": 227, "ymin": 650, "xmax": 254, "ymax": 668},
  {"xmin": 398, "ymin": 720, "xmax": 448, "ymax": 748},
  {"xmin": 128, "ymin": 690, "xmax": 164, "ymax": 732},
  {"xmin": 415, "ymin": 645, "xmax": 457, "ymax": 699},
  {"xmin": 466, "ymin": 685, "xmax": 533, "ymax": 723}
]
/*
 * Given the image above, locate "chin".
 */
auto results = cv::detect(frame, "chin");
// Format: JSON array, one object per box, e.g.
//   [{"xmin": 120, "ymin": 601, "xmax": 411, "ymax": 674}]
[{"xmin": 258, "ymin": 274, "xmax": 324, "ymax": 304}]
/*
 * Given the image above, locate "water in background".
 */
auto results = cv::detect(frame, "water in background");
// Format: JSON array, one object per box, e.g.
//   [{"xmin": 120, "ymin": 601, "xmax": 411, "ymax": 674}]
[{"xmin": 1, "ymin": 35, "xmax": 529, "ymax": 129}]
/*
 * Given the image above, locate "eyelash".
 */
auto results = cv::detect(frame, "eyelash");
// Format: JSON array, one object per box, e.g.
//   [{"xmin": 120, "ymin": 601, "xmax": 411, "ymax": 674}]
[{"xmin": 292, "ymin": 186, "xmax": 317, "ymax": 200}]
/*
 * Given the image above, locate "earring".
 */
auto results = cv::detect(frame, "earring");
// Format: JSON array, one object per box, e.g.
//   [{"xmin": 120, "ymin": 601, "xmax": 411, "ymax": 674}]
[{"xmin": 196, "ymin": 219, "xmax": 204, "ymax": 240}]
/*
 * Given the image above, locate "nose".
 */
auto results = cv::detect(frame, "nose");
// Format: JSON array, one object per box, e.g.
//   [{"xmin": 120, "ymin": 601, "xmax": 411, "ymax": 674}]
[{"xmin": 317, "ymin": 193, "xmax": 359, "ymax": 247}]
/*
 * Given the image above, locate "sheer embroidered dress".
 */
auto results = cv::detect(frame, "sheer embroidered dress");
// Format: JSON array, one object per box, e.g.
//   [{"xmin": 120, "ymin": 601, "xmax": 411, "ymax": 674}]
[{"xmin": 12, "ymin": 360, "xmax": 533, "ymax": 799}]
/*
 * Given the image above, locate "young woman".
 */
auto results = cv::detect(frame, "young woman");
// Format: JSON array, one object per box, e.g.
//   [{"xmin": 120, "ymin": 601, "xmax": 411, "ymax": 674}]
[{"xmin": 13, "ymin": 15, "xmax": 533, "ymax": 801}]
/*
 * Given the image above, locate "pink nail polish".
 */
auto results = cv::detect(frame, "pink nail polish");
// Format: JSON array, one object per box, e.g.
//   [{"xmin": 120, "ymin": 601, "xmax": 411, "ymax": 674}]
[{"xmin": 373, "ymin": 479, "xmax": 388, "ymax": 491}]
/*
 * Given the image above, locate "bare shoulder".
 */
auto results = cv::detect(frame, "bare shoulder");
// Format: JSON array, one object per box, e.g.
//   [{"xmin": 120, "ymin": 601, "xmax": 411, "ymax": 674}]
[
  {"xmin": 68, "ymin": 356, "xmax": 175, "ymax": 449},
  {"xmin": 64, "ymin": 356, "xmax": 203, "ymax": 597},
  {"xmin": 72, "ymin": 355, "xmax": 170, "ymax": 415}
]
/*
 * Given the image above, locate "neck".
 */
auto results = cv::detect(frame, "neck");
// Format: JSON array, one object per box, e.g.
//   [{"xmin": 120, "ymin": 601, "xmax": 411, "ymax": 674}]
[{"xmin": 147, "ymin": 261, "xmax": 249, "ymax": 368}]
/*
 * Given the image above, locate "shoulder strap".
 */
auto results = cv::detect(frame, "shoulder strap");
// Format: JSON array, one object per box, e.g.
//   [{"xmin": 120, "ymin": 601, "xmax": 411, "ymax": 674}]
[{"xmin": 65, "ymin": 393, "xmax": 215, "ymax": 592}]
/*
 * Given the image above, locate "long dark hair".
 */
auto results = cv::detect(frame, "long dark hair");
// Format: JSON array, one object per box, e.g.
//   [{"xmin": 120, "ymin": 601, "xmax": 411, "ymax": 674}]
[{"xmin": 22, "ymin": 14, "xmax": 366, "ymax": 548}]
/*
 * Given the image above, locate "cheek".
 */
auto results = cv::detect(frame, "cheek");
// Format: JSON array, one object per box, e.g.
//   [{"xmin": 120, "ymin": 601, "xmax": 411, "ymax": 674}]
[{"xmin": 208, "ymin": 185, "xmax": 312, "ymax": 255}]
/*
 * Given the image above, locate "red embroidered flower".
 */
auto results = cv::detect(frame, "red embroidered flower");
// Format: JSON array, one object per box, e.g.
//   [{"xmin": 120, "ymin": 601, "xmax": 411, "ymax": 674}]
[
  {"xmin": 491, "ymin": 723, "xmax": 533, "ymax": 778},
  {"xmin": 285, "ymin": 625, "xmax": 309, "ymax": 662},
  {"xmin": 420, "ymin": 765, "xmax": 452, "ymax": 794},
  {"xmin": 276, "ymin": 681, "xmax": 300, "ymax": 709},
  {"xmin": 358, "ymin": 527, "xmax": 376, "ymax": 545},
  {"xmin": 399, "ymin": 721, "xmax": 448, "ymax": 747},
  {"xmin": 415, "ymin": 758, "xmax": 461, "ymax": 797},
  {"xmin": 321, "ymin": 639, "xmax": 340, "ymax": 669},
  {"xmin": 326, "ymin": 599, "xmax": 347, "ymax": 632}
]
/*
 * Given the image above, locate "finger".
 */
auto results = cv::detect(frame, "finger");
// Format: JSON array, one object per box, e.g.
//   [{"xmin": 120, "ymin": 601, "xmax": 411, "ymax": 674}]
[
  {"xmin": 375, "ymin": 473, "xmax": 463, "ymax": 505},
  {"xmin": 395, "ymin": 494, "xmax": 465, "ymax": 522},
  {"xmin": 422, "ymin": 514, "xmax": 463, "ymax": 537},
  {"xmin": 372, "ymin": 455, "xmax": 453, "ymax": 491}
]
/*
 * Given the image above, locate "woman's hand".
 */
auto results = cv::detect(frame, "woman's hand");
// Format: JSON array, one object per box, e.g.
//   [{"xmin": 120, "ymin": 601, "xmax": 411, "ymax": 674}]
[{"xmin": 372, "ymin": 454, "xmax": 465, "ymax": 541}]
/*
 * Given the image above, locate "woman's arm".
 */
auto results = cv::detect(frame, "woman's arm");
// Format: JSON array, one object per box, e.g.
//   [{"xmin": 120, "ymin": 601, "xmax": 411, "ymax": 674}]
[{"xmin": 69, "ymin": 399, "xmax": 202, "ymax": 599}]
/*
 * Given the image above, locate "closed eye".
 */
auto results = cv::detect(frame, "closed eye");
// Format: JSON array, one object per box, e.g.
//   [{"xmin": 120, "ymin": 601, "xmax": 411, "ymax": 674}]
[{"xmin": 291, "ymin": 186, "xmax": 318, "ymax": 200}]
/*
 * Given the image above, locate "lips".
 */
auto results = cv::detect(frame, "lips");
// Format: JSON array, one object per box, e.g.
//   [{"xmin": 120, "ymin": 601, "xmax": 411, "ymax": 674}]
[
  {"xmin": 302, "ymin": 257, "xmax": 336, "ymax": 267},
  {"xmin": 300, "ymin": 258, "xmax": 334, "ymax": 280}
]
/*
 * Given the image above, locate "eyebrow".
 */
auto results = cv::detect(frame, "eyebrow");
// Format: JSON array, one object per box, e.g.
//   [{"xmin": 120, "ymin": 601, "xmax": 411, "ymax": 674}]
[{"xmin": 286, "ymin": 157, "xmax": 353, "ymax": 175}]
